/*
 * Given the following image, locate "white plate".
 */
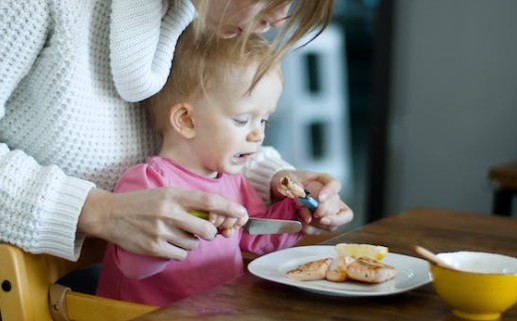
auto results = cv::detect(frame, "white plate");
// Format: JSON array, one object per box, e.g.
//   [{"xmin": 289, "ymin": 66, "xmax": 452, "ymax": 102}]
[{"xmin": 248, "ymin": 245, "xmax": 431, "ymax": 297}]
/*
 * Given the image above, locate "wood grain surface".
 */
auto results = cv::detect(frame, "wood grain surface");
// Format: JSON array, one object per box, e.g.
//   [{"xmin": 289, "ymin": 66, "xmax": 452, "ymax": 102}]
[{"xmin": 131, "ymin": 208, "xmax": 517, "ymax": 321}]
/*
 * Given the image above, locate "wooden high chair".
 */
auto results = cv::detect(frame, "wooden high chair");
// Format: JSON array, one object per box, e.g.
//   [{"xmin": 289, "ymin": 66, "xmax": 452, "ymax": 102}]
[{"xmin": 0, "ymin": 238, "xmax": 157, "ymax": 321}]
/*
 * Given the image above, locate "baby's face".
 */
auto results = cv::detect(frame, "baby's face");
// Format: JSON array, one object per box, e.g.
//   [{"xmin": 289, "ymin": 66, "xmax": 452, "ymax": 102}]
[{"xmin": 189, "ymin": 66, "xmax": 282, "ymax": 176}]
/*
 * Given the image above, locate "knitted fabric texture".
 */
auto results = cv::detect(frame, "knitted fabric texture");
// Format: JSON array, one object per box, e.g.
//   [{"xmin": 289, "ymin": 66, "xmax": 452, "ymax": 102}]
[{"xmin": 0, "ymin": 0, "xmax": 292, "ymax": 260}]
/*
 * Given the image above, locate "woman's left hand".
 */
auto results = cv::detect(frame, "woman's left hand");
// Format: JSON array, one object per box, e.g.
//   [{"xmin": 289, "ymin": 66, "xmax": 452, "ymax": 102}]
[{"xmin": 271, "ymin": 169, "xmax": 354, "ymax": 232}]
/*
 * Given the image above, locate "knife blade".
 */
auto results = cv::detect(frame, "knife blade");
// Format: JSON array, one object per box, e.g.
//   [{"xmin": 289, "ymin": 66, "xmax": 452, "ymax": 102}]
[
  {"xmin": 188, "ymin": 210, "xmax": 302, "ymax": 235},
  {"xmin": 242, "ymin": 217, "xmax": 302, "ymax": 235}
]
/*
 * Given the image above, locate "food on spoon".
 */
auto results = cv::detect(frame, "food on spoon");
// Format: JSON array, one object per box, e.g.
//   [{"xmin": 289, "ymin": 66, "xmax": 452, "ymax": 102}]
[
  {"xmin": 286, "ymin": 257, "xmax": 333, "ymax": 281},
  {"xmin": 335, "ymin": 243, "xmax": 388, "ymax": 260},
  {"xmin": 276, "ymin": 176, "xmax": 307, "ymax": 199},
  {"xmin": 345, "ymin": 256, "xmax": 396, "ymax": 283}
]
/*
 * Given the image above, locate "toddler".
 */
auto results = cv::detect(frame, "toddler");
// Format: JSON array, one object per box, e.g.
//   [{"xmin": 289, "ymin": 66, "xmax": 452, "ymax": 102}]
[{"xmin": 97, "ymin": 24, "xmax": 341, "ymax": 306}]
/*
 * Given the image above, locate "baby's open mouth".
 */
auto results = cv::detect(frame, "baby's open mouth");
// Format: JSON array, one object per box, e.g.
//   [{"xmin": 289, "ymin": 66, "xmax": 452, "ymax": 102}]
[{"xmin": 232, "ymin": 152, "xmax": 253, "ymax": 165}]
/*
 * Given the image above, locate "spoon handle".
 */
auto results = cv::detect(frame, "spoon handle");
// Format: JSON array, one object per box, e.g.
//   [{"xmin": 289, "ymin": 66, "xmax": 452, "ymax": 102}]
[{"xmin": 414, "ymin": 245, "xmax": 453, "ymax": 269}]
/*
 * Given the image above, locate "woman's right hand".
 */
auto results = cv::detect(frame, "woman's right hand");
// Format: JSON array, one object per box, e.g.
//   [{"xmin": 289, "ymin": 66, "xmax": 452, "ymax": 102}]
[{"xmin": 78, "ymin": 187, "xmax": 248, "ymax": 261}]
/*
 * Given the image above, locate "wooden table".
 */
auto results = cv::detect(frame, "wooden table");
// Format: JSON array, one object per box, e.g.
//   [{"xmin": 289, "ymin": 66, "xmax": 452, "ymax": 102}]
[{"xmin": 131, "ymin": 208, "xmax": 517, "ymax": 321}]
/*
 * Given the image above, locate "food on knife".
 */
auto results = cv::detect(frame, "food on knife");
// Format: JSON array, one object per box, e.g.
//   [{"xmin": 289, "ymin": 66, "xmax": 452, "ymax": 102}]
[
  {"xmin": 344, "ymin": 256, "xmax": 396, "ymax": 283},
  {"xmin": 286, "ymin": 257, "xmax": 334, "ymax": 281},
  {"xmin": 276, "ymin": 176, "xmax": 307, "ymax": 198},
  {"xmin": 335, "ymin": 243, "xmax": 388, "ymax": 260}
]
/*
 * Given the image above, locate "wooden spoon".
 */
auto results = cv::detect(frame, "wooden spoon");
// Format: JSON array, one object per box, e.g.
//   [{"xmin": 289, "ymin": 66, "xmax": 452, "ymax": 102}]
[{"xmin": 414, "ymin": 245, "xmax": 455, "ymax": 269}]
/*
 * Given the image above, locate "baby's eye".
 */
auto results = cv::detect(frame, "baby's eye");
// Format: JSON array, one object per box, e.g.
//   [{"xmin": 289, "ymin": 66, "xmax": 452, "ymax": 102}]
[
  {"xmin": 261, "ymin": 114, "xmax": 271, "ymax": 127},
  {"xmin": 233, "ymin": 115, "xmax": 250, "ymax": 126}
]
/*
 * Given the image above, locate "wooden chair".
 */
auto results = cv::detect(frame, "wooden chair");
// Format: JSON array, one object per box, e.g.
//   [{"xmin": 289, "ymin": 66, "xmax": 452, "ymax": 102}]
[
  {"xmin": 0, "ymin": 238, "xmax": 157, "ymax": 321},
  {"xmin": 488, "ymin": 161, "xmax": 517, "ymax": 216}
]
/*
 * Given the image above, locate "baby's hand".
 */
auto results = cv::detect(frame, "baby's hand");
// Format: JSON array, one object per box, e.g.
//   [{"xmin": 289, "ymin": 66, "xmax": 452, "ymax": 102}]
[
  {"xmin": 208, "ymin": 212, "xmax": 249, "ymax": 237},
  {"xmin": 303, "ymin": 180, "xmax": 353, "ymax": 232},
  {"xmin": 272, "ymin": 170, "xmax": 353, "ymax": 232}
]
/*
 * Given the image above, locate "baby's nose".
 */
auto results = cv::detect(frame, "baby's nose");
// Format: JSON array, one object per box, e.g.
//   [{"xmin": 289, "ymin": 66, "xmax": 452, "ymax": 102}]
[{"xmin": 248, "ymin": 128, "xmax": 265, "ymax": 142}]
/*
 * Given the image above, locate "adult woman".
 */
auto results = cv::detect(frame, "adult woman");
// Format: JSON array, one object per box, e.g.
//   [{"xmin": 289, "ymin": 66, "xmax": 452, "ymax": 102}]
[{"xmin": 0, "ymin": 0, "xmax": 352, "ymax": 262}]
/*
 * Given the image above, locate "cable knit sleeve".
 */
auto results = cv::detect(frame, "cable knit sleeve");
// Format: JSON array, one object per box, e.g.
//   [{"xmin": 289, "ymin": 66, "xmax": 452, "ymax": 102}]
[
  {"xmin": 110, "ymin": 0, "xmax": 196, "ymax": 102},
  {"xmin": 242, "ymin": 146, "xmax": 295, "ymax": 205},
  {"xmin": 0, "ymin": 1, "xmax": 95, "ymax": 260},
  {"xmin": 0, "ymin": 147, "xmax": 95, "ymax": 260}
]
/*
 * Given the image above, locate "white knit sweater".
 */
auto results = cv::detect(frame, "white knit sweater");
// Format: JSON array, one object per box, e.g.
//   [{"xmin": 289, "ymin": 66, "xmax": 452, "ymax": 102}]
[{"xmin": 0, "ymin": 0, "xmax": 293, "ymax": 260}]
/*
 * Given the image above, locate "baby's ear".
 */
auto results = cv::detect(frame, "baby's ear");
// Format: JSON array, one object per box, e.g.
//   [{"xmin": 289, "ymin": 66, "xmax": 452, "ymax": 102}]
[{"xmin": 169, "ymin": 103, "xmax": 196, "ymax": 139}]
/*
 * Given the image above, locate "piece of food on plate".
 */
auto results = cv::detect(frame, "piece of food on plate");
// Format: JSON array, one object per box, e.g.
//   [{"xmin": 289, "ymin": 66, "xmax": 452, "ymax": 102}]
[
  {"xmin": 286, "ymin": 243, "xmax": 396, "ymax": 284},
  {"xmin": 286, "ymin": 257, "xmax": 334, "ymax": 281},
  {"xmin": 325, "ymin": 267, "xmax": 347, "ymax": 282},
  {"xmin": 335, "ymin": 243, "xmax": 388, "ymax": 260},
  {"xmin": 345, "ymin": 256, "xmax": 396, "ymax": 283},
  {"xmin": 276, "ymin": 176, "xmax": 307, "ymax": 199},
  {"xmin": 336, "ymin": 254, "xmax": 355, "ymax": 272}
]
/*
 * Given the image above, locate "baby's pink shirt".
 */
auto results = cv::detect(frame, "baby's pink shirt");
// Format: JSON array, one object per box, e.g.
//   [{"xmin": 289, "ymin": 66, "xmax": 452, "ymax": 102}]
[{"xmin": 96, "ymin": 156, "xmax": 303, "ymax": 306}]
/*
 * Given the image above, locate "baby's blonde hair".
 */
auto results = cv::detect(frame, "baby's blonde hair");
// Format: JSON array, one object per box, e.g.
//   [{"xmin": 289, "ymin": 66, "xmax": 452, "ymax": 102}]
[{"xmin": 146, "ymin": 24, "xmax": 279, "ymax": 134}]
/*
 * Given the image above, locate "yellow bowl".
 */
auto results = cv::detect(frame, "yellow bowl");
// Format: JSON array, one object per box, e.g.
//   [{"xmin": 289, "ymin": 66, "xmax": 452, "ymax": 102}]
[{"xmin": 430, "ymin": 251, "xmax": 517, "ymax": 320}]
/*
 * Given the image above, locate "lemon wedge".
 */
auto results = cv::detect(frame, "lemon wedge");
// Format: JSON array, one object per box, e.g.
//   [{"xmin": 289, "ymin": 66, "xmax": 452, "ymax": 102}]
[{"xmin": 335, "ymin": 243, "xmax": 388, "ymax": 260}]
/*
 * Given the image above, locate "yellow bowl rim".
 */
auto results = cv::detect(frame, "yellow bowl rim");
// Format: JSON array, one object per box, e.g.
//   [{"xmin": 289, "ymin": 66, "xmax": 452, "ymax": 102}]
[{"xmin": 431, "ymin": 251, "xmax": 517, "ymax": 276}]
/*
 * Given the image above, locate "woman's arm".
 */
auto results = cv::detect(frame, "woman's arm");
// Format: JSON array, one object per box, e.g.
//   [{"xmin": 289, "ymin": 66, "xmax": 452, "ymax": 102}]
[
  {"xmin": 85, "ymin": 163, "xmax": 247, "ymax": 264},
  {"xmin": 109, "ymin": 0, "xmax": 196, "ymax": 102},
  {"xmin": 0, "ymin": 1, "xmax": 94, "ymax": 260},
  {"xmin": 0, "ymin": 144, "xmax": 95, "ymax": 260}
]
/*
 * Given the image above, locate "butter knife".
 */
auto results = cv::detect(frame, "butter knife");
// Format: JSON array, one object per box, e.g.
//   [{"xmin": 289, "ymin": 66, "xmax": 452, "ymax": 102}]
[{"xmin": 188, "ymin": 210, "xmax": 302, "ymax": 235}]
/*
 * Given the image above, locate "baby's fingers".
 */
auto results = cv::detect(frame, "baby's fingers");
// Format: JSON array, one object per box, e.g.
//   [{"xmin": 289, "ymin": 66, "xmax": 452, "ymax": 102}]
[
  {"xmin": 316, "ymin": 200, "xmax": 353, "ymax": 230},
  {"xmin": 297, "ymin": 206, "xmax": 312, "ymax": 224},
  {"xmin": 313, "ymin": 194, "xmax": 340, "ymax": 219},
  {"xmin": 220, "ymin": 227, "xmax": 236, "ymax": 238},
  {"xmin": 220, "ymin": 217, "xmax": 238, "ymax": 230},
  {"xmin": 236, "ymin": 215, "xmax": 248, "ymax": 228},
  {"xmin": 208, "ymin": 213, "xmax": 225, "ymax": 227}
]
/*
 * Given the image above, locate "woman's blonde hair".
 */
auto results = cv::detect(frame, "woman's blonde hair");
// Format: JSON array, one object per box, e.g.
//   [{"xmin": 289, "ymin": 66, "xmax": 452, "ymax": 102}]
[
  {"xmin": 147, "ymin": 0, "xmax": 335, "ymax": 133},
  {"xmin": 192, "ymin": 0, "xmax": 335, "ymax": 90},
  {"xmin": 146, "ymin": 24, "xmax": 280, "ymax": 134}
]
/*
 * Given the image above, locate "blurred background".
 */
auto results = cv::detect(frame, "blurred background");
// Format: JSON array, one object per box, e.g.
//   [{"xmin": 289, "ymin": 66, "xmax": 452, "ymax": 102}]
[{"xmin": 265, "ymin": 0, "xmax": 517, "ymax": 229}]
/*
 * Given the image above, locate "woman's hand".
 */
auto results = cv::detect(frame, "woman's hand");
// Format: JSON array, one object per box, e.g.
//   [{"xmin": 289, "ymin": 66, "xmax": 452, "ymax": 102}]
[
  {"xmin": 271, "ymin": 169, "xmax": 353, "ymax": 232},
  {"xmin": 78, "ymin": 187, "xmax": 248, "ymax": 260}
]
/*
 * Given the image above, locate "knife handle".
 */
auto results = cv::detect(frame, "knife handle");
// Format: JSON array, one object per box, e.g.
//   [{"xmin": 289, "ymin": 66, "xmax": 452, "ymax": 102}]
[
  {"xmin": 188, "ymin": 210, "xmax": 209, "ymax": 220},
  {"xmin": 298, "ymin": 196, "xmax": 319, "ymax": 211}
]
